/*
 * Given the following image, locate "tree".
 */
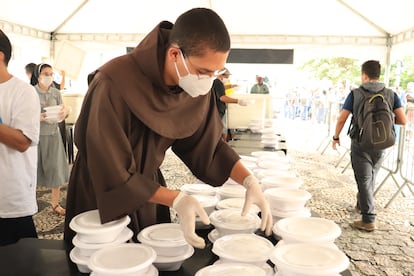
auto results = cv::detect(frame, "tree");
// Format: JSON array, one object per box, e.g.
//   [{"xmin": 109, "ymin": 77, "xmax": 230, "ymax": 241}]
[
  {"xmin": 388, "ymin": 56, "xmax": 414, "ymax": 90},
  {"xmin": 299, "ymin": 57, "xmax": 360, "ymax": 85}
]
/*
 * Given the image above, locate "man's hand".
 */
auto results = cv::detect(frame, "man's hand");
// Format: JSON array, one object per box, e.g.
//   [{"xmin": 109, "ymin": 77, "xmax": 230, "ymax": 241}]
[
  {"xmin": 241, "ymin": 175, "xmax": 273, "ymax": 236},
  {"xmin": 173, "ymin": 192, "xmax": 210, "ymax": 248}
]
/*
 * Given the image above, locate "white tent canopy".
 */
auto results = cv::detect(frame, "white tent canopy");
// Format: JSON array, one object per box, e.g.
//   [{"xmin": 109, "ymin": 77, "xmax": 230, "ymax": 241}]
[{"xmin": 1, "ymin": 0, "xmax": 413, "ymax": 89}]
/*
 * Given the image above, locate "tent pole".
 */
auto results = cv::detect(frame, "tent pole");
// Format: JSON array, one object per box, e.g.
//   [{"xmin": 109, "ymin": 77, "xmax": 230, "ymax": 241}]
[{"xmin": 384, "ymin": 36, "xmax": 392, "ymax": 87}]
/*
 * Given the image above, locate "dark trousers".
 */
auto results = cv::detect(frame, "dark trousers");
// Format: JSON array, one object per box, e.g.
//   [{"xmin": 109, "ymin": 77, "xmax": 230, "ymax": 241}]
[
  {"xmin": 0, "ymin": 216, "xmax": 38, "ymax": 246},
  {"xmin": 350, "ymin": 141, "xmax": 385, "ymax": 223}
]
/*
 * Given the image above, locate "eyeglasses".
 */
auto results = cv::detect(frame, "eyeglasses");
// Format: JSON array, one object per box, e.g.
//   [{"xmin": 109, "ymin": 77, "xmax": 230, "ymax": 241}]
[{"xmin": 180, "ymin": 48, "xmax": 226, "ymax": 79}]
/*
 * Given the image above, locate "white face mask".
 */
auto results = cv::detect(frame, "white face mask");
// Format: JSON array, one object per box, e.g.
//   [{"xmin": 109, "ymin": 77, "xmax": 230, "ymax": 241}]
[
  {"xmin": 40, "ymin": 76, "xmax": 53, "ymax": 87},
  {"xmin": 221, "ymin": 77, "xmax": 229, "ymax": 84},
  {"xmin": 174, "ymin": 51, "xmax": 215, "ymax": 98}
]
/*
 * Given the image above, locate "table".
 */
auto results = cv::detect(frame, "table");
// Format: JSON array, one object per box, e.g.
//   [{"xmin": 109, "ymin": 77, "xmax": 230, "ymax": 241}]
[{"xmin": 0, "ymin": 229, "xmax": 353, "ymax": 276}]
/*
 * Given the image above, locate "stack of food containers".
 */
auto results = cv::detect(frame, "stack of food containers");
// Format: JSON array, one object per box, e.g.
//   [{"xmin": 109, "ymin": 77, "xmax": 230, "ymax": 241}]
[
  {"xmin": 271, "ymin": 243, "xmax": 349, "ymax": 276},
  {"xmin": 265, "ymin": 187, "xmax": 312, "ymax": 224},
  {"xmin": 208, "ymin": 209, "xmax": 261, "ymax": 242},
  {"xmin": 88, "ymin": 243, "xmax": 158, "ymax": 276},
  {"xmin": 211, "ymin": 233, "xmax": 275, "ymax": 276},
  {"xmin": 137, "ymin": 223, "xmax": 194, "ymax": 271},
  {"xmin": 180, "ymin": 183, "xmax": 219, "ymax": 229},
  {"xmin": 261, "ymin": 127, "xmax": 281, "ymax": 149},
  {"xmin": 270, "ymin": 217, "xmax": 349, "ymax": 275},
  {"xmin": 196, "ymin": 262, "xmax": 267, "ymax": 276},
  {"xmin": 68, "ymin": 209, "xmax": 133, "ymax": 273}
]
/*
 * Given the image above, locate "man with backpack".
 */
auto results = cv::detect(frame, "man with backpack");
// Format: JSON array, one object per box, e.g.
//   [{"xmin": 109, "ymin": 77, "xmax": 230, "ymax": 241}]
[{"xmin": 332, "ymin": 60, "xmax": 407, "ymax": 231}]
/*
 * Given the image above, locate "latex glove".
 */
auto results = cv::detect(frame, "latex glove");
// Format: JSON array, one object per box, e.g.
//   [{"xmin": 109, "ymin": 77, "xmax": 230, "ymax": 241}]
[
  {"xmin": 242, "ymin": 175, "xmax": 273, "ymax": 236},
  {"xmin": 237, "ymin": 99, "xmax": 249, "ymax": 106},
  {"xmin": 57, "ymin": 106, "xmax": 71, "ymax": 122},
  {"xmin": 40, "ymin": 112, "xmax": 52, "ymax": 124},
  {"xmin": 173, "ymin": 192, "xmax": 210, "ymax": 249}
]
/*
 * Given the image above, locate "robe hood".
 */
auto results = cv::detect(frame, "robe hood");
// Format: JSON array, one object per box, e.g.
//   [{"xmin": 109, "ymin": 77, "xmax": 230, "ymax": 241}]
[{"xmin": 93, "ymin": 21, "xmax": 211, "ymax": 139}]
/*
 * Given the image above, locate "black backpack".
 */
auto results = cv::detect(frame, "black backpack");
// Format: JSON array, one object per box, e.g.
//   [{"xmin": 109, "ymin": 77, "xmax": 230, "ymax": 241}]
[{"xmin": 348, "ymin": 87, "xmax": 395, "ymax": 150}]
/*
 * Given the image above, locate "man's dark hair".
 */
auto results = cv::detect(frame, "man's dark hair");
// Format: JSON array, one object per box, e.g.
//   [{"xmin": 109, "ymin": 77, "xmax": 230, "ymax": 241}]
[
  {"xmin": 25, "ymin": 63, "xmax": 36, "ymax": 75},
  {"xmin": 0, "ymin": 30, "xmax": 12, "ymax": 66},
  {"xmin": 169, "ymin": 8, "xmax": 230, "ymax": 57},
  {"xmin": 361, "ymin": 60, "xmax": 381, "ymax": 80}
]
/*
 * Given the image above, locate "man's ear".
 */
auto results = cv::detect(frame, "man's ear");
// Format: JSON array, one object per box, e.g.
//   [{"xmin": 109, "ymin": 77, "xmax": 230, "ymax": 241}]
[{"xmin": 166, "ymin": 47, "xmax": 179, "ymax": 62}]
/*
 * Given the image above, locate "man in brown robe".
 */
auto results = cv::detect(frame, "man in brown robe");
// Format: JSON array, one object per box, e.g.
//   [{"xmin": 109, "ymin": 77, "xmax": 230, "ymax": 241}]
[{"xmin": 64, "ymin": 8, "xmax": 272, "ymax": 249}]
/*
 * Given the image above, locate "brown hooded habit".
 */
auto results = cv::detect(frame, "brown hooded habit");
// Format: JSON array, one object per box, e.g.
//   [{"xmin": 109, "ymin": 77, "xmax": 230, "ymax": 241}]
[{"xmin": 63, "ymin": 21, "xmax": 240, "ymax": 243}]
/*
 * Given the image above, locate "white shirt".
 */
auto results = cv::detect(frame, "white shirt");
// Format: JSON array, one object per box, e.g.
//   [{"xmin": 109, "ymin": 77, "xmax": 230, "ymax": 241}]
[{"xmin": 0, "ymin": 76, "xmax": 40, "ymax": 218}]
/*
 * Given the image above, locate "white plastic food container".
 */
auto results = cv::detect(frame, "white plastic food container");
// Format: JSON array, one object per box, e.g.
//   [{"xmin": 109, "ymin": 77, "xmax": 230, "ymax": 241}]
[
  {"xmin": 254, "ymin": 169, "xmax": 296, "ymax": 181},
  {"xmin": 264, "ymin": 188, "xmax": 312, "ymax": 211},
  {"xmin": 69, "ymin": 247, "xmax": 92, "ymax": 273},
  {"xmin": 209, "ymin": 209, "xmax": 261, "ymax": 236},
  {"xmin": 216, "ymin": 184, "xmax": 246, "ymax": 200},
  {"xmin": 69, "ymin": 210, "xmax": 131, "ymax": 244},
  {"xmin": 137, "ymin": 223, "xmax": 189, "ymax": 257},
  {"xmin": 270, "ymin": 243, "xmax": 349, "ymax": 276},
  {"xmin": 216, "ymin": 197, "xmax": 260, "ymax": 214},
  {"xmin": 192, "ymin": 194, "xmax": 219, "ymax": 215},
  {"xmin": 261, "ymin": 176, "xmax": 303, "ymax": 190},
  {"xmin": 180, "ymin": 183, "xmax": 216, "ymax": 196},
  {"xmin": 195, "ymin": 262, "xmax": 267, "ymax": 276},
  {"xmin": 88, "ymin": 243, "xmax": 157, "ymax": 276},
  {"xmin": 43, "ymin": 105, "xmax": 63, "ymax": 122},
  {"xmin": 273, "ymin": 217, "xmax": 342, "ymax": 245},
  {"xmin": 212, "ymin": 234, "xmax": 274, "ymax": 267},
  {"xmin": 258, "ymin": 160, "xmax": 290, "ymax": 170},
  {"xmin": 72, "ymin": 227, "xmax": 133, "ymax": 257},
  {"xmin": 153, "ymin": 244, "xmax": 194, "ymax": 271}
]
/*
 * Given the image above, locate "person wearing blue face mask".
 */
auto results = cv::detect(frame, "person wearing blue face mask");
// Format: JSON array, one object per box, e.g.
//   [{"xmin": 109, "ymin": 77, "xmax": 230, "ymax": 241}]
[{"xmin": 64, "ymin": 8, "xmax": 272, "ymax": 249}]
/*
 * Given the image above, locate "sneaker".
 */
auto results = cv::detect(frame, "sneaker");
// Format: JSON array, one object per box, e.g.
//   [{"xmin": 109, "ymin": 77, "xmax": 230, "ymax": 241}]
[{"xmin": 351, "ymin": 220, "xmax": 376, "ymax": 232}]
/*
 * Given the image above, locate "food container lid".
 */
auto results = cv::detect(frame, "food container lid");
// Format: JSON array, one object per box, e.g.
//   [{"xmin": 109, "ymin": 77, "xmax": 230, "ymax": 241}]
[
  {"xmin": 258, "ymin": 161, "xmax": 290, "ymax": 170},
  {"xmin": 212, "ymin": 234, "xmax": 274, "ymax": 263},
  {"xmin": 274, "ymin": 217, "xmax": 341, "ymax": 242},
  {"xmin": 251, "ymin": 151, "xmax": 284, "ymax": 158},
  {"xmin": 180, "ymin": 183, "xmax": 216, "ymax": 196},
  {"xmin": 270, "ymin": 243, "xmax": 349, "ymax": 275},
  {"xmin": 72, "ymin": 227, "xmax": 133, "ymax": 249},
  {"xmin": 240, "ymin": 159, "xmax": 258, "ymax": 169},
  {"xmin": 217, "ymin": 185, "xmax": 246, "ymax": 198},
  {"xmin": 43, "ymin": 105, "xmax": 62, "ymax": 111},
  {"xmin": 209, "ymin": 209, "xmax": 260, "ymax": 230},
  {"xmin": 195, "ymin": 262, "xmax": 267, "ymax": 276},
  {"xmin": 154, "ymin": 244, "xmax": 194, "ymax": 263},
  {"xmin": 261, "ymin": 176, "xmax": 303, "ymax": 186},
  {"xmin": 88, "ymin": 243, "xmax": 156, "ymax": 274},
  {"xmin": 216, "ymin": 198, "xmax": 260, "ymax": 214},
  {"xmin": 271, "ymin": 207, "xmax": 311, "ymax": 218},
  {"xmin": 137, "ymin": 223, "xmax": 187, "ymax": 247},
  {"xmin": 239, "ymin": 155, "xmax": 258, "ymax": 162},
  {"xmin": 192, "ymin": 194, "xmax": 219, "ymax": 208},
  {"xmin": 264, "ymin": 188, "xmax": 312, "ymax": 201},
  {"xmin": 69, "ymin": 209, "xmax": 130, "ymax": 234}
]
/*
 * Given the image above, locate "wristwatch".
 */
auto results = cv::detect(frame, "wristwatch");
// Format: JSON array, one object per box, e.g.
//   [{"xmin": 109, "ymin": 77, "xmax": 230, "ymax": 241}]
[{"xmin": 332, "ymin": 136, "xmax": 340, "ymax": 141}]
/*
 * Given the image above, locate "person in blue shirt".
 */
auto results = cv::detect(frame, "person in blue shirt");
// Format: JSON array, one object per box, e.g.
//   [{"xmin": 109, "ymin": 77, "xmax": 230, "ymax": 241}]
[{"xmin": 332, "ymin": 60, "xmax": 407, "ymax": 232}]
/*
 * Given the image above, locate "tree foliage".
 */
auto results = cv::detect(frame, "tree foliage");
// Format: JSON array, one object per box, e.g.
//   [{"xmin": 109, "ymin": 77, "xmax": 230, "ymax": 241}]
[
  {"xmin": 388, "ymin": 56, "xmax": 414, "ymax": 89},
  {"xmin": 299, "ymin": 57, "xmax": 360, "ymax": 85}
]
